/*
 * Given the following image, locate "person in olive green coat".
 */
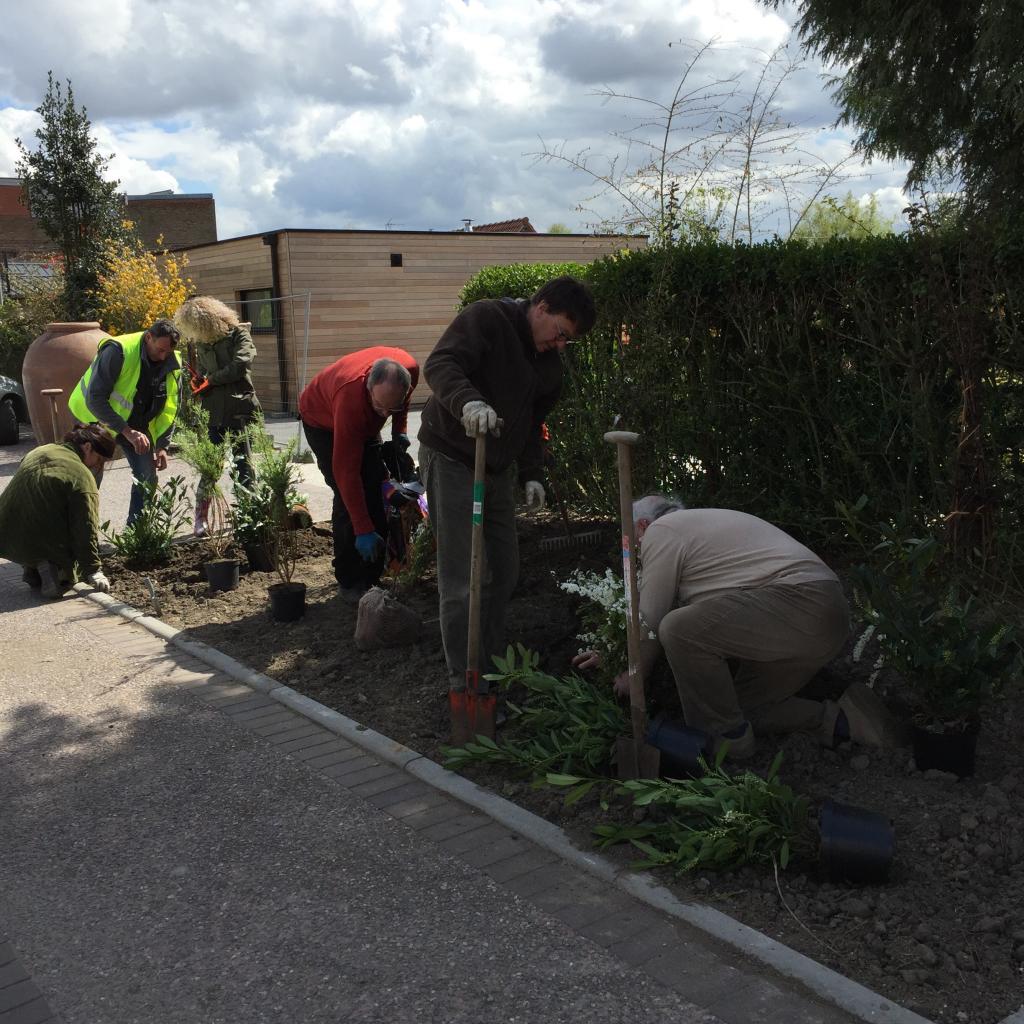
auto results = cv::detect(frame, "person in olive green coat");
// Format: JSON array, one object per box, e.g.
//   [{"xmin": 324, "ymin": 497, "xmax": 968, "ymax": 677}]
[
  {"xmin": 174, "ymin": 295, "xmax": 262, "ymax": 534},
  {"xmin": 0, "ymin": 424, "xmax": 117, "ymax": 598}
]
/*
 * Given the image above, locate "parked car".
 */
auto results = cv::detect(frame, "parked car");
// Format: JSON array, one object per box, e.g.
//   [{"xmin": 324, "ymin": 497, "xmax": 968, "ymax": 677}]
[{"xmin": 0, "ymin": 374, "xmax": 27, "ymax": 445}]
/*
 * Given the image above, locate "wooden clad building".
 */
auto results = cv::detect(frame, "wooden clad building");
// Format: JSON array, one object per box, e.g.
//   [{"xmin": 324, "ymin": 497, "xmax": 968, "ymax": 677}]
[{"xmin": 175, "ymin": 228, "xmax": 643, "ymax": 412}]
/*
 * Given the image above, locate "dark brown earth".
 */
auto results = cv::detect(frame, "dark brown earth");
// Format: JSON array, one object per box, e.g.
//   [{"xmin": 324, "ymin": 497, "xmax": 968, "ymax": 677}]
[{"xmin": 103, "ymin": 516, "xmax": 1024, "ymax": 1024}]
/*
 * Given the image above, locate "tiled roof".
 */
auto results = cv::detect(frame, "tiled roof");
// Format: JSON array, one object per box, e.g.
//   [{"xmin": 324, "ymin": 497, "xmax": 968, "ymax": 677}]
[{"xmin": 471, "ymin": 217, "xmax": 537, "ymax": 233}]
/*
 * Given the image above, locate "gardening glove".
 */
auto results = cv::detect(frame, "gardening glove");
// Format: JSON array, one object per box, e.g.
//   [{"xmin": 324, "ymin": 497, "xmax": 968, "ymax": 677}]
[
  {"xmin": 355, "ymin": 531, "xmax": 384, "ymax": 562},
  {"xmin": 524, "ymin": 480, "xmax": 546, "ymax": 510},
  {"xmin": 86, "ymin": 571, "xmax": 111, "ymax": 593},
  {"xmin": 461, "ymin": 400, "xmax": 503, "ymax": 438},
  {"xmin": 394, "ymin": 433, "xmax": 411, "ymax": 451}
]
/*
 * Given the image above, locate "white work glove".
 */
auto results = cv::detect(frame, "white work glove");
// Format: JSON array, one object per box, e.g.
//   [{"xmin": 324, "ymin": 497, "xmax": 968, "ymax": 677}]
[
  {"xmin": 87, "ymin": 571, "xmax": 111, "ymax": 593},
  {"xmin": 524, "ymin": 480, "xmax": 546, "ymax": 510},
  {"xmin": 461, "ymin": 400, "xmax": 502, "ymax": 438}
]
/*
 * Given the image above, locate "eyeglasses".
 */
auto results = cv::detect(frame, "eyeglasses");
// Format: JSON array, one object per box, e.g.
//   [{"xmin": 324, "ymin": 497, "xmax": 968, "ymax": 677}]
[{"xmin": 555, "ymin": 325, "xmax": 575, "ymax": 345}]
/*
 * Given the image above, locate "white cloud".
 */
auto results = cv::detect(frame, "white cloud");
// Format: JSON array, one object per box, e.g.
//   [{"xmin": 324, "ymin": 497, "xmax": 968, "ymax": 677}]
[{"xmin": 0, "ymin": 0, "xmax": 909, "ymax": 240}]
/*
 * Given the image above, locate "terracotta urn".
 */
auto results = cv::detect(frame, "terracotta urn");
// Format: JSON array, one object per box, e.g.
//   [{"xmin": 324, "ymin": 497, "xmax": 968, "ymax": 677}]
[{"xmin": 21, "ymin": 322, "xmax": 106, "ymax": 444}]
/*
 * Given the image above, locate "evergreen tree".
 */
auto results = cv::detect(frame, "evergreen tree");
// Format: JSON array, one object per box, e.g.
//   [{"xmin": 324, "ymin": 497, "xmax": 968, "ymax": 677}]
[
  {"xmin": 762, "ymin": 1, "xmax": 1023, "ymax": 227},
  {"xmin": 15, "ymin": 72, "xmax": 127, "ymax": 319}
]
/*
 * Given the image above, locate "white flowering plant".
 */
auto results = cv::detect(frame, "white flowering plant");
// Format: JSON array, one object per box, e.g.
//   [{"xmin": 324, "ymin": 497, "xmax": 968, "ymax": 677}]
[{"xmin": 559, "ymin": 568, "xmax": 630, "ymax": 686}]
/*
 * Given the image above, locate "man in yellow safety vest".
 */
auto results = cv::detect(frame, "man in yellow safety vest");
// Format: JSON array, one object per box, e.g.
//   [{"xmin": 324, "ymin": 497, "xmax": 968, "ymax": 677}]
[{"xmin": 69, "ymin": 319, "xmax": 182, "ymax": 525}]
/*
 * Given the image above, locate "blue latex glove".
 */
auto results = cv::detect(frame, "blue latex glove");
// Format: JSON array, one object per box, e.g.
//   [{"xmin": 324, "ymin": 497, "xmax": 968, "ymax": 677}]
[
  {"xmin": 394, "ymin": 433, "xmax": 411, "ymax": 451},
  {"xmin": 355, "ymin": 531, "xmax": 384, "ymax": 562}
]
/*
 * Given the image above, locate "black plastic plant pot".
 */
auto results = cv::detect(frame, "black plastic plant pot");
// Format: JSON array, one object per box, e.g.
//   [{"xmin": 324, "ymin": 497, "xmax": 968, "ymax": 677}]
[
  {"xmin": 818, "ymin": 798, "xmax": 895, "ymax": 885},
  {"xmin": 911, "ymin": 722, "xmax": 979, "ymax": 778},
  {"xmin": 645, "ymin": 715, "xmax": 711, "ymax": 778},
  {"xmin": 244, "ymin": 543, "xmax": 274, "ymax": 573},
  {"xmin": 204, "ymin": 558, "xmax": 240, "ymax": 593},
  {"xmin": 269, "ymin": 581, "xmax": 306, "ymax": 622}
]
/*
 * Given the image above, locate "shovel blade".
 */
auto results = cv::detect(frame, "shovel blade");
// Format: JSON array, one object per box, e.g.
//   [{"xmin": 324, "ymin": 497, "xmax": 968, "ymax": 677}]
[
  {"xmin": 615, "ymin": 736, "xmax": 661, "ymax": 780},
  {"xmin": 448, "ymin": 686, "xmax": 497, "ymax": 746}
]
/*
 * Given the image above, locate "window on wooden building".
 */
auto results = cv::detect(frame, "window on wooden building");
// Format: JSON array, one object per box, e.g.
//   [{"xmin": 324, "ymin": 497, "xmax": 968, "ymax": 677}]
[{"xmin": 239, "ymin": 288, "xmax": 275, "ymax": 333}]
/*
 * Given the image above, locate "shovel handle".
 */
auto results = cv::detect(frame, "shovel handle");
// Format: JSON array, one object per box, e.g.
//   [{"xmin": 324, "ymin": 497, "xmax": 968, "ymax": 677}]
[
  {"xmin": 451, "ymin": 430, "xmax": 496, "ymax": 744},
  {"xmin": 606, "ymin": 430, "xmax": 647, "ymax": 745},
  {"xmin": 466, "ymin": 432, "xmax": 486, "ymax": 678},
  {"xmin": 41, "ymin": 388, "xmax": 64, "ymax": 444}
]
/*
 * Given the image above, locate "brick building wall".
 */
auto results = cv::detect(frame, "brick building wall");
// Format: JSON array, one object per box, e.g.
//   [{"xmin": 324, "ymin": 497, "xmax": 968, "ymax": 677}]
[
  {"xmin": 124, "ymin": 193, "xmax": 217, "ymax": 249},
  {"xmin": 0, "ymin": 179, "xmax": 217, "ymax": 255}
]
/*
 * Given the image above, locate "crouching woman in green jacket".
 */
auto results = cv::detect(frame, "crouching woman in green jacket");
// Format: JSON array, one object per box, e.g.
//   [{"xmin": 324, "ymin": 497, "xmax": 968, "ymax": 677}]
[{"xmin": 0, "ymin": 423, "xmax": 116, "ymax": 598}]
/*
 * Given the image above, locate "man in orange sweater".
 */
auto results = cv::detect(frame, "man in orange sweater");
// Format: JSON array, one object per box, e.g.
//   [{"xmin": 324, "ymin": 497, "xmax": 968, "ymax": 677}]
[{"xmin": 298, "ymin": 347, "xmax": 419, "ymax": 601}]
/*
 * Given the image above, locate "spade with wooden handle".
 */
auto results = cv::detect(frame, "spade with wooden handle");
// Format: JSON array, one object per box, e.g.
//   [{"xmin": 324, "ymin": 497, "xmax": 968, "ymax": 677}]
[
  {"xmin": 449, "ymin": 431, "xmax": 497, "ymax": 745},
  {"xmin": 41, "ymin": 388, "xmax": 64, "ymax": 443},
  {"xmin": 604, "ymin": 429, "xmax": 660, "ymax": 780}
]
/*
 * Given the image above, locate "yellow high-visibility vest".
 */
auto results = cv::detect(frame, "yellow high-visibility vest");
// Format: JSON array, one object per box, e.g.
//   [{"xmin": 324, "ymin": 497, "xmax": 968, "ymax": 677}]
[{"xmin": 69, "ymin": 332, "xmax": 181, "ymax": 444}]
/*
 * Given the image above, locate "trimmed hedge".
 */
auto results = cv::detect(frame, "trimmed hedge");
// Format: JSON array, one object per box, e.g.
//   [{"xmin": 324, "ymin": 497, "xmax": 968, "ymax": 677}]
[{"xmin": 459, "ymin": 235, "xmax": 1024, "ymax": 563}]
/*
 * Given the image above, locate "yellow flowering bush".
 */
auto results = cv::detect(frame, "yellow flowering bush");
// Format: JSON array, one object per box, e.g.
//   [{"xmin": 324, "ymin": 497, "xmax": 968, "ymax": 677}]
[{"xmin": 93, "ymin": 223, "xmax": 192, "ymax": 334}]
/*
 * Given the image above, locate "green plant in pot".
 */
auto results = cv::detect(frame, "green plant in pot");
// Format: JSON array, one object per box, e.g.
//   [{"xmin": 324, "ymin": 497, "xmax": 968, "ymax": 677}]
[
  {"xmin": 230, "ymin": 478, "xmax": 276, "ymax": 572},
  {"xmin": 850, "ymin": 526, "xmax": 1023, "ymax": 776},
  {"xmin": 174, "ymin": 404, "xmax": 239, "ymax": 592},
  {"xmin": 551, "ymin": 750, "xmax": 894, "ymax": 883},
  {"xmin": 249, "ymin": 426, "xmax": 306, "ymax": 621},
  {"xmin": 232, "ymin": 417, "xmax": 308, "ymax": 574},
  {"xmin": 102, "ymin": 475, "xmax": 190, "ymax": 568}
]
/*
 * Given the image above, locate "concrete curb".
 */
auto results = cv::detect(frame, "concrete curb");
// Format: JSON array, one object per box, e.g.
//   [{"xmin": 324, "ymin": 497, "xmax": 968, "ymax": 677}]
[{"xmin": 73, "ymin": 583, "xmax": 940, "ymax": 1024}]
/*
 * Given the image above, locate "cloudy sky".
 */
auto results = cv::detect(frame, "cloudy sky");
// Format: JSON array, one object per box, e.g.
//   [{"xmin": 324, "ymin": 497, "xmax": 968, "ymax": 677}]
[{"xmin": 0, "ymin": 0, "xmax": 908, "ymax": 241}]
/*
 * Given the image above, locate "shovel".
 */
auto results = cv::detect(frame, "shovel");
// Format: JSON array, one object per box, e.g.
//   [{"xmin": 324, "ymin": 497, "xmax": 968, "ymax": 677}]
[
  {"xmin": 449, "ymin": 431, "xmax": 497, "ymax": 745},
  {"xmin": 41, "ymin": 387, "xmax": 64, "ymax": 443},
  {"xmin": 605, "ymin": 429, "xmax": 660, "ymax": 780}
]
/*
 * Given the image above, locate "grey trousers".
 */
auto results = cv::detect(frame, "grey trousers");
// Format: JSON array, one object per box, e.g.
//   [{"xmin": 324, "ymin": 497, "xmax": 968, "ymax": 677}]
[
  {"xmin": 419, "ymin": 443, "xmax": 519, "ymax": 689},
  {"xmin": 656, "ymin": 579, "xmax": 850, "ymax": 740}
]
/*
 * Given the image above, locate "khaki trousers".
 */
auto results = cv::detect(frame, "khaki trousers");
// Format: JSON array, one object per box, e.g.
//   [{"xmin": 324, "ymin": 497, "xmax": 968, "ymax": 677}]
[
  {"xmin": 419, "ymin": 443, "xmax": 519, "ymax": 689},
  {"xmin": 656, "ymin": 579, "xmax": 849, "ymax": 739}
]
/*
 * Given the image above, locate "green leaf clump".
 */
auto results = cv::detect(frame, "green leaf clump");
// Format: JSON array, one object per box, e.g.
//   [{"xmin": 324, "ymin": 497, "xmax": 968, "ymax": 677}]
[
  {"xmin": 102, "ymin": 475, "xmax": 190, "ymax": 567},
  {"xmin": 441, "ymin": 644, "xmax": 625, "ymax": 780},
  {"xmin": 576, "ymin": 751, "xmax": 816, "ymax": 874}
]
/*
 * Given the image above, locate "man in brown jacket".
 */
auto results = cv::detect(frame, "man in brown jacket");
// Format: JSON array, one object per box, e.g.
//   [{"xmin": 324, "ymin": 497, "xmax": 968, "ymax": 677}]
[
  {"xmin": 418, "ymin": 275, "xmax": 595, "ymax": 694},
  {"xmin": 574, "ymin": 495, "xmax": 905, "ymax": 759}
]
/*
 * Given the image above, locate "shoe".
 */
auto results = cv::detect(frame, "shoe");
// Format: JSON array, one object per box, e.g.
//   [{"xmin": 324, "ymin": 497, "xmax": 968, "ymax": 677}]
[
  {"xmin": 37, "ymin": 561, "xmax": 64, "ymax": 600},
  {"xmin": 837, "ymin": 683, "xmax": 908, "ymax": 749},
  {"xmin": 21, "ymin": 565, "xmax": 41, "ymax": 589},
  {"xmin": 711, "ymin": 720, "xmax": 756, "ymax": 761}
]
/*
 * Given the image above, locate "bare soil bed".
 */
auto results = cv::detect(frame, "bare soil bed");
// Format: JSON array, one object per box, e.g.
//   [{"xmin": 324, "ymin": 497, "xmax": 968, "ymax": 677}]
[{"xmin": 104, "ymin": 517, "xmax": 1024, "ymax": 1024}]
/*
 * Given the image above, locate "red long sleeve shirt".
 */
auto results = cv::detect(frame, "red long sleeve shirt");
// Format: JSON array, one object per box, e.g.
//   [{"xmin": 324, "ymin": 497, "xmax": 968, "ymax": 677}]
[{"xmin": 298, "ymin": 346, "xmax": 419, "ymax": 534}]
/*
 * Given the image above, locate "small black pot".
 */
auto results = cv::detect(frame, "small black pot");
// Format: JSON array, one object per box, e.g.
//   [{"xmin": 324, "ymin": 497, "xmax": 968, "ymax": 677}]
[
  {"xmin": 819, "ymin": 798, "xmax": 895, "ymax": 884},
  {"xmin": 204, "ymin": 558, "xmax": 240, "ymax": 593},
  {"xmin": 911, "ymin": 720, "xmax": 979, "ymax": 778},
  {"xmin": 269, "ymin": 581, "xmax": 306, "ymax": 622},
  {"xmin": 244, "ymin": 542, "xmax": 274, "ymax": 573},
  {"xmin": 645, "ymin": 715, "xmax": 711, "ymax": 778}
]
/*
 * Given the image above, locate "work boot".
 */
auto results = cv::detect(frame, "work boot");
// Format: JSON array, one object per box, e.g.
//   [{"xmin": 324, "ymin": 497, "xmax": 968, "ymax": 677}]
[
  {"xmin": 194, "ymin": 496, "xmax": 211, "ymax": 538},
  {"xmin": 836, "ymin": 683, "xmax": 908, "ymax": 749},
  {"xmin": 37, "ymin": 561, "xmax": 64, "ymax": 600},
  {"xmin": 21, "ymin": 565, "xmax": 41, "ymax": 589},
  {"xmin": 711, "ymin": 720, "xmax": 756, "ymax": 761}
]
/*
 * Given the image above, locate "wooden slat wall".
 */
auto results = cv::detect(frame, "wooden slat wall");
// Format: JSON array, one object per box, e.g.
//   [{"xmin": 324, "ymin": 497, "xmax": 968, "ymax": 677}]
[
  {"xmin": 176, "ymin": 236, "xmax": 284, "ymax": 411},
  {"xmin": 180, "ymin": 230, "xmax": 644, "ymax": 412}
]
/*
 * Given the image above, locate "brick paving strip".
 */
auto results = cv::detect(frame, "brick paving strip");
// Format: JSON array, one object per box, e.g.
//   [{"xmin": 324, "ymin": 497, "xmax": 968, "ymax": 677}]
[
  {"xmin": 14, "ymin": 581, "xmax": 986, "ymax": 1024},
  {"xmin": 0, "ymin": 935, "xmax": 57, "ymax": 1024}
]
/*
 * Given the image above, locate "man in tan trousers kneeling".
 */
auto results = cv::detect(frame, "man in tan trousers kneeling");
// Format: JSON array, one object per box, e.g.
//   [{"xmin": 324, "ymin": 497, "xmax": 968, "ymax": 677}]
[{"xmin": 574, "ymin": 494, "xmax": 904, "ymax": 760}]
